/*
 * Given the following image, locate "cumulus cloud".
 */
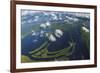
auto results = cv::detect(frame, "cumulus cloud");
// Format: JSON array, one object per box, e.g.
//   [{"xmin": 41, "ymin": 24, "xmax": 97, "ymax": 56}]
[
  {"xmin": 55, "ymin": 29, "xmax": 63, "ymax": 38},
  {"xmin": 49, "ymin": 34, "xmax": 56, "ymax": 42},
  {"xmin": 46, "ymin": 21, "xmax": 51, "ymax": 27},
  {"xmin": 32, "ymin": 30, "xmax": 36, "ymax": 36},
  {"xmin": 40, "ymin": 23, "xmax": 47, "ymax": 29}
]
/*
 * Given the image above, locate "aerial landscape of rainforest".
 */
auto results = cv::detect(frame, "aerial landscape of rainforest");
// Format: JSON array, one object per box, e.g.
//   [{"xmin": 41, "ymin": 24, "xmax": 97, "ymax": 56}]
[{"xmin": 21, "ymin": 9, "xmax": 90, "ymax": 63}]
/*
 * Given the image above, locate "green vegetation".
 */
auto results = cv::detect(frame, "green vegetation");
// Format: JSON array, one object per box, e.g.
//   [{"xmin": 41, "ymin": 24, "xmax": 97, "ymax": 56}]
[
  {"xmin": 21, "ymin": 42, "xmax": 75, "ymax": 63},
  {"xmin": 29, "ymin": 41, "xmax": 75, "ymax": 60},
  {"xmin": 21, "ymin": 55, "xmax": 32, "ymax": 63},
  {"xmin": 29, "ymin": 41, "xmax": 48, "ymax": 54}
]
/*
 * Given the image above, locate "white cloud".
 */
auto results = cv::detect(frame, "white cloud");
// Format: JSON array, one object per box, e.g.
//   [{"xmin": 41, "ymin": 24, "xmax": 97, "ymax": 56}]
[
  {"xmin": 46, "ymin": 21, "xmax": 51, "ymax": 27},
  {"xmin": 40, "ymin": 30, "xmax": 45, "ymax": 34},
  {"xmin": 22, "ymin": 10, "xmax": 36, "ymax": 16},
  {"xmin": 55, "ymin": 29, "xmax": 63, "ymax": 38},
  {"xmin": 51, "ymin": 13, "xmax": 58, "ymax": 20},
  {"xmin": 82, "ymin": 26, "xmax": 89, "ymax": 32},
  {"xmin": 34, "ymin": 16, "xmax": 39, "ymax": 21},
  {"xmin": 33, "ymin": 39, "xmax": 38, "ymax": 42},
  {"xmin": 40, "ymin": 23, "xmax": 47, "ymax": 29},
  {"xmin": 32, "ymin": 30, "xmax": 36, "ymax": 36},
  {"xmin": 49, "ymin": 34, "xmax": 56, "ymax": 42}
]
